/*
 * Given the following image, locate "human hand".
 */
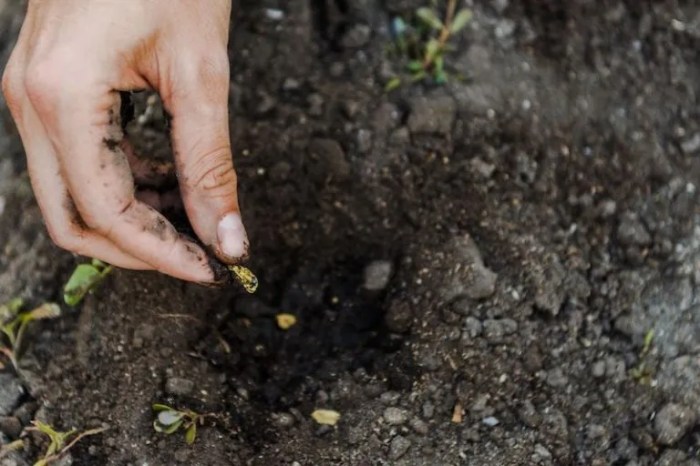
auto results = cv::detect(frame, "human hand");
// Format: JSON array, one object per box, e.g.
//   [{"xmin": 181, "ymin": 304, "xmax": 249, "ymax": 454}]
[{"xmin": 2, "ymin": 0, "xmax": 247, "ymax": 283}]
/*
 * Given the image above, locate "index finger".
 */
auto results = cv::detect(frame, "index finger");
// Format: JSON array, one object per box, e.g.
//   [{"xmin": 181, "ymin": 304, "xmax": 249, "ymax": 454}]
[{"xmin": 28, "ymin": 77, "xmax": 216, "ymax": 283}]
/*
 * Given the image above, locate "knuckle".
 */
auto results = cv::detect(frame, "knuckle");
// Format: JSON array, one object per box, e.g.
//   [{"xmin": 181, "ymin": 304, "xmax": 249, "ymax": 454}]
[
  {"xmin": 2, "ymin": 67, "xmax": 21, "ymax": 101},
  {"xmin": 172, "ymin": 50, "xmax": 229, "ymax": 100},
  {"xmin": 45, "ymin": 221, "xmax": 82, "ymax": 253},
  {"xmin": 25, "ymin": 56, "xmax": 84, "ymax": 111},
  {"xmin": 24, "ymin": 61, "xmax": 58, "ymax": 110},
  {"xmin": 185, "ymin": 146, "xmax": 237, "ymax": 197}
]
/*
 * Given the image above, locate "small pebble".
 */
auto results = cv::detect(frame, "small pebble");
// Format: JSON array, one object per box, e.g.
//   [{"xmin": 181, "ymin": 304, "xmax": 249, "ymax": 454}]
[
  {"xmin": 410, "ymin": 418, "xmax": 429, "ymax": 435},
  {"xmin": 383, "ymin": 407, "xmax": 409, "ymax": 426},
  {"xmin": 482, "ymin": 416, "xmax": 500, "ymax": 427},
  {"xmin": 165, "ymin": 377, "xmax": 195, "ymax": 397},
  {"xmin": 389, "ymin": 435, "xmax": 411, "ymax": 460}
]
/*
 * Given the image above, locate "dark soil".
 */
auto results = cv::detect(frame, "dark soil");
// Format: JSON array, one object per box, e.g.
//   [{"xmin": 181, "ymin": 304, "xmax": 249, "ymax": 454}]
[{"xmin": 2, "ymin": 1, "xmax": 700, "ymax": 465}]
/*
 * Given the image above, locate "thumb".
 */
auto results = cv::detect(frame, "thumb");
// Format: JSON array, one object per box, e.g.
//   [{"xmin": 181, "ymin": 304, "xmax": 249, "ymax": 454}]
[{"xmin": 165, "ymin": 51, "xmax": 248, "ymax": 263}]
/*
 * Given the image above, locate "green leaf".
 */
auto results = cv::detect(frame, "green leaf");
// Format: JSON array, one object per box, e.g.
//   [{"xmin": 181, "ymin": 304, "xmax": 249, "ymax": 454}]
[
  {"xmin": 424, "ymin": 38, "xmax": 441, "ymax": 63},
  {"xmin": 450, "ymin": 9, "xmax": 473, "ymax": 34},
  {"xmin": 33, "ymin": 460, "xmax": 48, "ymax": 466},
  {"xmin": 185, "ymin": 423, "xmax": 197, "ymax": 445},
  {"xmin": 407, "ymin": 60, "xmax": 424, "ymax": 72},
  {"xmin": 410, "ymin": 70, "xmax": 428, "ymax": 82},
  {"xmin": 642, "ymin": 329, "xmax": 654, "ymax": 354},
  {"xmin": 434, "ymin": 69, "xmax": 448, "ymax": 84},
  {"xmin": 416, "ymin": 7, "xmax": 444, "ymax": 30},
  {"xmin": 384, "ymin": 77, "xmax": 402, "ymax": 92},
  {"xmin": 154, "ymin": 419, "xmax": 183, "ymax": 434},
  {"xmin": 0, "ymin": 298, "xmax": 23, "ymax": 322},
  {"xmin": 153, "ymin": 404, "xmax": 174, "ymax": 412},
  {"xmin": 157, "ymin": 410, "xmax": 184, "ymax": 426},
  {"xmin": 63, "ymin": 264, "xmax": 105, "ymax": 306},
  {"xmin": 434, "ymin": 55, "xmax": 445, "ymax": 73}
]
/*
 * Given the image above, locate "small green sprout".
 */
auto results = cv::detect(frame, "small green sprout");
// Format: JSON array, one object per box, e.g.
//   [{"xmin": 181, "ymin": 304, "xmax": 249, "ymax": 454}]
[
  {"xmin": 1, "ymin": 299, "xmax": 61, "ymax": 370},
  {"xmin": 630, "ymin": 329, "xmax": 655, "ymax": 385},
  {"xmin": 386, "ymin": 0, "xmax": 472, "ymax": 89},
  {"xmin": 63, "ymin": 259, "xmax": 112, "ymax": 306},
  {"xmin": 28, "ymin": 420, "xmax": 106, "ymax": 466},
  {"xmin": 153, "ymin": 404, "xmax": 220, "ymax": 445}
]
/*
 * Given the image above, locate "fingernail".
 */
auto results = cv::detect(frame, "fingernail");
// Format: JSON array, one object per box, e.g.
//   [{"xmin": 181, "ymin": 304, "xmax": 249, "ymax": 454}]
[{"xmin": 217, "ymin": 212, "xmax": 248, "ymax": 259}]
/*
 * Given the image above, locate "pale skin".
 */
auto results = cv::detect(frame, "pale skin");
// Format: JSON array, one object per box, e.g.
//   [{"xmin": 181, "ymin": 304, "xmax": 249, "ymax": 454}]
[{"xmin": 2, "ymin": 0, "xmax": 248, "ymax": 283}]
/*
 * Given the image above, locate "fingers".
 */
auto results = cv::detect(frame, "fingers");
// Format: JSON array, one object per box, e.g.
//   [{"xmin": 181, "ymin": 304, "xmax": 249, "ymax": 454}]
[
  {"xmin": 26, "ymin": 76, "xmax": 215, "ymax": 283},
  {"xmin": 163, "ymin": 49, "xmax": 249, "ymax": 264},
  {"xmin": 2, "ymin": 73, "xmax": 154, "ymax": 270}
]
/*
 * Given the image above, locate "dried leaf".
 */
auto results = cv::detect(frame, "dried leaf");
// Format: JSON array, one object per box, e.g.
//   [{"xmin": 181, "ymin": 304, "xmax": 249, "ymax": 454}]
[
  {"xmin": 311, "ymin": 409, "xmax": 341, "ymax": 426},
  {"xmin": 22, "ymin": 303, "xmax": 61, "ymax": 323},
  {"xmin": 451, "ymin": 402, "xmax": 463, "ymax": 423},
  {"xmin": 276, "ymin": 313, "xmax": 297, "ymax": 330}
]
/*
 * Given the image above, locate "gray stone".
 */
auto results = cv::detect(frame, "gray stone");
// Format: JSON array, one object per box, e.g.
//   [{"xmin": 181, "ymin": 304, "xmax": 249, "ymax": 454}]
[
  {"xmin": 356, "ymin": 129, "xmax": 373, "ymax": 153},
  {"xmin": 383, "ymin": 407, "xmax": 409, "ymax": 425},
  {"xmin": 435, "ymin": 234, "xmax": 498, "ymax": 303},
  {"xmin": 591, "ymin": 360, "xmax": 606, "ymax": 378},
  {"xmin": 388, "ymin": 435, "xmax": 411, "ymax": 460},
  {"xmin": 410, "ymin": 418, "xmax": 429, "ymax": 435},
  {"xmin": 165, "ymin": 377, "xmax": 195, "ymax": 397},
  {"xmin": 407, "ymin": 96, "xmax": 457, "ymax": 135},
  {"xmin": 0, "ymin": 416, "xmax": 22, "ymax": 438},
  {"xmin": 340, "ymin": 24, "xmax": 371, "ymax": 49},
  {"xmin": 307, "ymin": 93, "xmax": 324, "ymax": 117},
  {"xmin": 272, "ymin": 412, "xmax": 296, "ymax": 429},
  {"xmin": 680, "ymin": 133, "xmax": 700, "ymax": 155},
  {"xmin": 482, "ymin": 318, "xmax": 518, "ymax": 342},
  {"xmin": 533, "ymin": 253, "xmax": 566, "ymax": 316},
  {"xmin": 482, "ymin": 416, "xmax": 499, "ymax": 427},
  {"xmin": 362, "ymin": 261, "xmax": 393, "ymax": 291},
  {"xmin": 658, "ymin": 449, "xmax": 689, "ymax": 466},
  {"xmin": 546, "ymin": 368, "xmax": 568, "ymax": 387},
  {"xmin": 0, "ymin": 375, "xmax": 22, "ymax": 416},
  {"xmin": 617, "ymin": 212, "xmax": 651, "ymax": 246},
  {"xmin": 654, "ymin": 403, "xmax": 696, "ymax": 445}
]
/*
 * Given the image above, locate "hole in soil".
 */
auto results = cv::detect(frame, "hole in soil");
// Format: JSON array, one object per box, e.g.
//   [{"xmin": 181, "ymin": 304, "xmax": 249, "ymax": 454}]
[
  {"xmin": 310, "ymin": 0, "xmax": 351, "ymax": 51},
  {"xmin": 198, "ymin": 253, "xmax": 404, "ymax": 409}
]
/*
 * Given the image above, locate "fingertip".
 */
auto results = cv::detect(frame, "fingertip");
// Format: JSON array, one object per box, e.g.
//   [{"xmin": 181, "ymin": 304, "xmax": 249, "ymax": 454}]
[{"xmin": 217, "ymin": 212, "xmax": 249, "ymax": 262}]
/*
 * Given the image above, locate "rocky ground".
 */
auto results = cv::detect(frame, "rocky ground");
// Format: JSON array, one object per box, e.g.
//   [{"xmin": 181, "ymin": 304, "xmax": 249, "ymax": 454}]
[{"xmin": 1, "ymin": 0, "xmax": 700, "ymax": 465}]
